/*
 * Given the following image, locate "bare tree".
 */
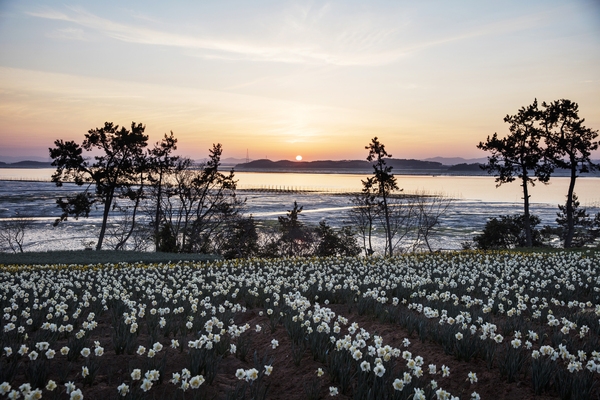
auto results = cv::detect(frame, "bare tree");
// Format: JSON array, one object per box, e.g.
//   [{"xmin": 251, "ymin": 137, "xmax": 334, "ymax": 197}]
[
  {"xmin": 105, "ymin": 201, "xmax": 152, "ymax": 251},
  {"xmin": 147, "ymin": 132, "xmax": 179, "ymax": 251},
  {"xmin": 0, "ymin": 213, "xmax": 30, "ymax": 253},
  {"xmin": 350, "ymin": 190, "xmax": 453, "ymax": 255},
  {"xmin": 411, "ymin": 191, "xmax": 454, "ymax": 252},
  {"xmin": 106, "ymin": 168, "xmax": 148, "ymax": 251},
  {"xmin": 256, "ymin": 223, "xmax": 283, "ymax": 258},
  {"xmin": 158, "ymin": 144, "xmax": 244, "ymax": 253},
  {"xmin": 350, "ymin": 191, "xmax": 424, "ymax": 256},
  {"xmin": 385, "ymin": 194, "xmax": 415, "ymax": 255},
  {"xmin": 348, "ymin": 188, "xmax": 380, "ymax": 256}
]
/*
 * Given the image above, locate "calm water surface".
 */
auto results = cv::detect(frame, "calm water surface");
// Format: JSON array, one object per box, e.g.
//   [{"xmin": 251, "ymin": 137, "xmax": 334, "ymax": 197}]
[
  {"xmin": 1, "ymin": 169, "xmax": 598, "ymax": 252},
  {"xmin": 3, "ymin": 169, "xmax": 599, "ymax": 205}
]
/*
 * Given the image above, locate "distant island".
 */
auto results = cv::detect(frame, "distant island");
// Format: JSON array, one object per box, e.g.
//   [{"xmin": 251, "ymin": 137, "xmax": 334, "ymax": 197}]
[
  {"xmin": 0, "ymin": 160, "xmax": 52, "ymax": 168},
  {"xmin": 0, "ymin": 158, "xmax": 487, "ymax": 175},
  {"xmin": 234, "ymin": 158, "xmax": 487, "ymax": 175},
  {"xmin": 2, "ymin": 158, "xmax": 597, "ymax": 177}
]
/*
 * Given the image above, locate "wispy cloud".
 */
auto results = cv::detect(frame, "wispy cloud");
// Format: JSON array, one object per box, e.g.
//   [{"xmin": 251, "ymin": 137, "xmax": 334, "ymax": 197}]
[
  {"xmin": 26, "ymin": 5, "xmax": 410, "ymax": 65},
  {"xmin": 28, "ymin": 7, "xmax": 345, "ymax": 64},
  {"xmin": 46, "ymin": 27, "xmax": 87, "ymax": 41},
  {"xmin": 27, "ymin": 5, "xmax": 550, "ymax": 67}
]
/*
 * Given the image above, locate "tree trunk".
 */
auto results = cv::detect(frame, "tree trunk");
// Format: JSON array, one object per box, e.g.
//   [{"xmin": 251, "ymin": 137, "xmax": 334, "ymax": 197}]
[
  {"xmin": 564, "ymin": 161, "xmax": 577, "ymax": 248},
  {"xmin": 367, "ymin": 217, "xmax": 373, "ymax": 256},
  {"xmin": 96, "ymin": 189, "xmax": 114, "ymax": 251},
  {"xmin": 115, "ymin": 187, "xmax": 143, "ymax": 251},
  {"xmin": 382, "ymin": 192, "xmax": 393, "ymax": 257},
  {"xmin": 154, "ymin": 170, "xmax": 163, "ymax": 252},
  {"xmin": 521, "ymin": 172, "xmax": 532, "ymax": 247}
]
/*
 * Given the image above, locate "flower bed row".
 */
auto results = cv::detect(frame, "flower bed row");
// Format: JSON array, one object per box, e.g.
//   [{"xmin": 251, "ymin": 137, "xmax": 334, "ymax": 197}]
[{"xmin": 1, "ymin": 251, "xmax": 599, "ymax": 399}]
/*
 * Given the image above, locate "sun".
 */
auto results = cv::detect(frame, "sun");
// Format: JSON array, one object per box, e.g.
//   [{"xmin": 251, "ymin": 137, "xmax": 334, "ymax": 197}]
[{"xmin": 296, "ymin": 155, "xmax": 302, "ymax": 161}]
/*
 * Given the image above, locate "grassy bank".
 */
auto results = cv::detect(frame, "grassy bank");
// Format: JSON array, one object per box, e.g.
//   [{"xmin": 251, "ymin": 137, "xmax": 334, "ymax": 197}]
[
  {"xmin": 1, "ymin": 247, "xmax": 598, "ymax": 267},
  {"xmin": 0, "ymin": 250, "xmax": 220, "ymax": 266}
]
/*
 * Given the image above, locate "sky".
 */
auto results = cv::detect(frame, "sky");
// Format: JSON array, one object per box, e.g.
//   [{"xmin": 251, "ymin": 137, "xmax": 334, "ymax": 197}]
[{"xmin": 0, "ymin": 1, "xmax": 599, "ymax": 162}]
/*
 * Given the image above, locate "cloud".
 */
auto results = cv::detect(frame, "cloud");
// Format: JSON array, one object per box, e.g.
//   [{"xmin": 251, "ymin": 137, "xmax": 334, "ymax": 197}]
[
  {"xmin": 28, "ymin": 7, "xmax": 330, "ymax": 63},
  {"xmin": 26, "ymin": 4, "xmax": 550, "ymax": 66},
  {"xmin": 25, "ymin": 5, "xmax": 412, "ymax": 65},
  {"xmin": 27, "ymin": 9, "xmax": 70, "ymax": 21},
  {"xmin": 46, "ymin": 27, "xmax": 87, "ymax": 41}
]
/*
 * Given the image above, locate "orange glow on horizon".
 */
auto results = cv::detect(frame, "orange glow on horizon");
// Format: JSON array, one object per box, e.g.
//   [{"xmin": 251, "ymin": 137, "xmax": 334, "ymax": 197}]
[{"xmin": 1, "ymin": 3, "xmax": 599, "ymax": 161}]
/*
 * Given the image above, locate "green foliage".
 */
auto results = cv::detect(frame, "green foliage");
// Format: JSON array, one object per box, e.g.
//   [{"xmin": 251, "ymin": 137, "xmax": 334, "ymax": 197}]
[
  {"xmin": 303, "ymin": 378, "xmax": 322, "ymax": 400},
  {"xmin": 220, "ymin": 217, "xmax": 260, "ymax": 259},
  {"xmin": 542, "ymin": 99, "xmax": 599, "ymax": 174},
  {"xmin": 531, "ymin": 357, "xmax": 555, "ymax": 395},
  {"xmin": 156, "ymin": 223, "xmax": 179, "ymax": 253},
  {"xmin": 314, "ymin": 221, "xmax": 361, "ymax": 257},
  {"xmin": 277, "ymin": 201, "xmax": 312, "ymax": 257},
  {"xmin": 49, "ymin": 122, "xmax": 149, "ymax": 250},
  {"xmin": 478, "ymin": 99, "xmax": 598, "ymax": 249},
  {"xmin": 364, "ymin": 137, "xmax": 399, "ymax": 256},
  {"xmin": 541, "ymin": 99, "xmax": 600, "ymax": 248},
  {"xmin": 48, "ymin": 124, "xmax": 244, "ymax": 255},
  {"xmin": 556, "ymin": 194, "xmax": 596, "ymax": 247},
  {"xmin": 541, "ymin": 194, "xmax": 600, "ymax": 248},
  {"xmin": 477, "ymin": 99, "xmax": 551, "ymax": 247},
  {"xmin": 235, "ymin": 332, "xmax": 252, "ymax": 362},
  {"xmin": 53, "ymin": 193, "xmax": 94, "ymax": 227},
  {"xmin": 473, "ymin": 214, "xmax": 543, "ymax": 250},
  {"xmin": 497, "ymin": 344, "xmax": 526, "ymax": 383},
  {"xmin": 478, "ymin": 100, "xmax": 552, "ymax": 186},
  {"xmin": 256, "ymin": 202, "xmax": 361, "ymax": 258}
]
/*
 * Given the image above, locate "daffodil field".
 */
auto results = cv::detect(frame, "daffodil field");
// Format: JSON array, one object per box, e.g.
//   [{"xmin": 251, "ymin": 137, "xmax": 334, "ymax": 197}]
[{"xmin": 1, "ymin": 251, "xmax": 600, "ymax": 399}]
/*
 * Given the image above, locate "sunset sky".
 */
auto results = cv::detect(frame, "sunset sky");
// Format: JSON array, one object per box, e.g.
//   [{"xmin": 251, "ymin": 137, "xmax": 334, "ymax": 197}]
[{"xmin": 0, "ymin": 1, "xmax": 599, "ymax": 162}]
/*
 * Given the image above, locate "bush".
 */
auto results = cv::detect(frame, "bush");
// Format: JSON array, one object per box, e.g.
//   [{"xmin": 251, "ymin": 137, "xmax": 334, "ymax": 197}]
[
  {"xmin": 314, "ymin": 221, "xmax": 361, "ymax": 257},
  {"xmin": 473, "ymin": 214, "xmax": 543, "ymax": 250},
  {"xmin": 541, "ymin": 194, "xmax": 600, "ymax": 248}
]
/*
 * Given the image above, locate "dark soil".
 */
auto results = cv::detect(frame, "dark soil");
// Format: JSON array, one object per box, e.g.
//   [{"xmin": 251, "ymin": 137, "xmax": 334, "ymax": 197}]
[{"xmin": 5, "ymin": 305, "xmax": 567, "ymax": 399}]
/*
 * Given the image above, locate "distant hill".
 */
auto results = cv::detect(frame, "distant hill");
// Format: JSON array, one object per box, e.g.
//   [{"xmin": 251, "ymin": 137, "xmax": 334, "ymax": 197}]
[
  {"xmin": 386, "ymin": 159, "xmax": 443, "ymax": 169},
  {"xmin": 446, "ymin": 163, "xmax": 484, "ymax": 172},
  {"xmin": 221, "ymin": 157, "xmax": 252, "ymax": 166},
  {"xmin": 0, "ymin": 160, "xmax": 52, "ymax": 168},
  {"xmin": 425, "ymin": 156, "xmax": 488, "ymax": 165},
  {"xmin": 0, "ymin": 155, "xmax": 51, "ymax": 163},
  {"xmin": 193, "ymin": 157, "xmax": 251, "ymax": 166},
  {"xmin": 235, "ymin": 159, "xmax": 370, "ymax": 171},
  {"xmin": 235, "ymin": 158, "xmax": 448, "ymax": 172}
]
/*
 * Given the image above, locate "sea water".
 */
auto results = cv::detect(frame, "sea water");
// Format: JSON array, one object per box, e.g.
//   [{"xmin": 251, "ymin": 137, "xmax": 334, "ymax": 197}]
[{"xmin": 1, "ymin": 170, "xmax": 598, "ymax": 252}]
